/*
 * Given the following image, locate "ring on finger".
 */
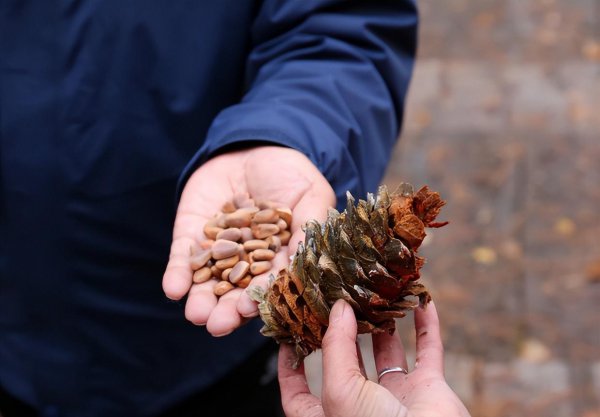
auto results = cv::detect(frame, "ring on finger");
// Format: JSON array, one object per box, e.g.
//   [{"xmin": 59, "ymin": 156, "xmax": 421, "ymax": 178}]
[{"xmin": 377, "ymin": 366, "xmax": 408, "ymax": 381}]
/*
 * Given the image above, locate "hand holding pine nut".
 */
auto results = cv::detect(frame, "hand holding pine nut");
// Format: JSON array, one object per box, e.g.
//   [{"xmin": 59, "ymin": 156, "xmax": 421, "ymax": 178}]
[{"xmin": 162, "ymin": 146, "xmax": 336, "ymax": 337}]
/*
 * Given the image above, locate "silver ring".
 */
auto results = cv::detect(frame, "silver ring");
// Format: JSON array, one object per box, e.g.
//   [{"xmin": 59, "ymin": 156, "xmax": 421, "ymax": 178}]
[{"xmin": 378, "ymin": 366, "xmax": 408, "ymax": 381}]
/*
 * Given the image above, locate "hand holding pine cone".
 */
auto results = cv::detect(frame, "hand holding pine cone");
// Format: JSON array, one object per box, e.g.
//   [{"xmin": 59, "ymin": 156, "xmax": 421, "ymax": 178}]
[{"xmin": 250, "ymin": 183, "xmax": 447, "ymax": 366}]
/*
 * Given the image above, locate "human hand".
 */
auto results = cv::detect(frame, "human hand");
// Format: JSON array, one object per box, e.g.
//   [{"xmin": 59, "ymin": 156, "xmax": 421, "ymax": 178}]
[
  {"xmin": 162, "ymin": 146, "xmax": 336, "ymax": 336},
  {"xmin": 278, "ymin": 300, "xmax": 472, "ymax": 417}
]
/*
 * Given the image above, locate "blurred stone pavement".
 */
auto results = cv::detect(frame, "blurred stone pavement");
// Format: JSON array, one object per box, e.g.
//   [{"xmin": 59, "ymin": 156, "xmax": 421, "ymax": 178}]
[{"xmin": 306, "ymin": 1, "xmax": 600, "ymax": 416}]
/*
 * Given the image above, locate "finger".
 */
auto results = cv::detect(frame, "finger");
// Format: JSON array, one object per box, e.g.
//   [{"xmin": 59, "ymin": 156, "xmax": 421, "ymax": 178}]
[
  {"xmin": 278, "ymin": 344, "xmax": 324, "ymax": 417},
  {"xmin": 163, "ymin": 235, "xmax": 197, "ymax": 300},
  {"xmin": 184, "ymin": 280, "xmax": 218, "ymax": 325},
  {"xmin": 414, "ymin": 301, "xmax": 444, "ymax": 374},
  {"xmin": 236, "ymin": 249, "xmax": 289, "ymax": 317},
  {"xmin": 288, "ymin": 183, "xmax": 336, "ymax": 255},
  {"xmin": 321, "ymin": 300, "xmax": 363, "ymax": 389},
  {"xmin": 205, "ymin": 287, "xmax": 244, "ymax": 336},
  {"xmin": 372, "ymin": 329, "xmax": 409, "ymax": 387}
]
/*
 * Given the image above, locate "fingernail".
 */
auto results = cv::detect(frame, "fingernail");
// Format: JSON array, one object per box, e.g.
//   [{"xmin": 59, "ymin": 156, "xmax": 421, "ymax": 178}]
[{"xmin": 329, "ymin": 299, "xmax": 346, "ymax": 324}]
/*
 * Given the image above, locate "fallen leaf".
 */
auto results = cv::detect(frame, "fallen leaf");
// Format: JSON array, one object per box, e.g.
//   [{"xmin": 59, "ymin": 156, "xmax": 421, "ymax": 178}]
[
  {"xmin": 520, "ymin": 338, "xmax": 552, "ymax": 363},
  {"xmin": 554, "ymin": 217, "xmax": 576, "ymax": 237},
  {"xmin": 471, "ymin": 246, "xmax": 497, "ymax": 265},
  {"xmin": 582, "ymin": 40, "xmax": 600, "ymax": 61}
]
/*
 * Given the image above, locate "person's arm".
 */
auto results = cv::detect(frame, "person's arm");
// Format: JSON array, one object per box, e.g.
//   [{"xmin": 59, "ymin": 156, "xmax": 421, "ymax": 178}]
[
  {"xmin": 163, "ymin": 1, "xmax": 418, "ymax": 336},
  {"xmin": 178, "ymin": 0, "xmax": 418, "ymax": 204},
  {"xmin": 278, "ymin": 300, "xmax": 472, "ymax": 417}
]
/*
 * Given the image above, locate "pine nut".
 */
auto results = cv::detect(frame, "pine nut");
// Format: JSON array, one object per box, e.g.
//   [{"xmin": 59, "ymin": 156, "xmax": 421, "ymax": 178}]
[
  {"xmin": 192, "ymin": 267, "xmax": 212, "ymax": 284},
  {"xmin": 252, "ymin": 249, "xmax": 275, "ymax": 261},
  {"xmin": 229, "ymin": 261, "xmax": 250, "ymax": 284},
  {"xmin": 224, "ymin": 211, "xmax": 252, "ymax": 228},
  {"xmin": 276, "ymin": 207, "xmax": 292, "ymax": 225},
  {"xmin": 214, "ymin": 281, "xmax": 234, "ymax": 296},
  {"xmin": 190, "ymin": 250, "xmax": 212, "ymax": 270},
  {"xmin": 236, "ymin": 276, "xmax": 252, "ymax": 289},
  {"xmin": 211, "ymin": 265, "xmax": 221, "ymax": 278},
  {"xmin": 221, "ymin": 201, "xmax": 236, "ymax": 213},
  {"xmin": 211, "ymin": 239, "xmax": 239, "ymax": 259},
  {"xmin": 276, "ymin": 218, "xmax": 287, "ymax": 231},
  {"xmin": 221, "ymin": 267, "xmax": 233, "ymax": 281},
  {"xmin": 193, "ymin": 197, "xmax": 292, "ymax": 296},
  {"xmin": 277, "ymin": 230, "xmax": 291, "ymax": 245},
  {"xmin": 243, "ymin": 239, "xmax": 269, "ymax": 251},
  {"xmin": 265, "ymin": 235, "xmax": 281, "ymax": 252},
  {"xmin": 204, "ymin": 226, "xmax": 223, "ymax": 240},
  {"xmin": 240, "ymin": 227, "xmax": 253, "ymax": 242},
  {"xmin": 252, "ymin": 223, "xmax": 280, "ymax": 239},
  {"xmin": 216, "ymin": 227, "xmax": 242, "ymax": 242},
  {"xmin": 215, "ymin": 254, "xmax": 239, "ymax": 270},
  {"xmin": 253, "ymin": 209, "xmax": 279, "ymax": 224},
  {"xmin": 250, "ymin": 261, "xmax": 272, "ymax": 275}
]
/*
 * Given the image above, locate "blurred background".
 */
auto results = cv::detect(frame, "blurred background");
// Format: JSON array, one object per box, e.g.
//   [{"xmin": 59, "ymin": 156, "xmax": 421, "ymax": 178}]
[{"xmin": 307, "ymin": 0, "xmax": 600, "ymax": 416}]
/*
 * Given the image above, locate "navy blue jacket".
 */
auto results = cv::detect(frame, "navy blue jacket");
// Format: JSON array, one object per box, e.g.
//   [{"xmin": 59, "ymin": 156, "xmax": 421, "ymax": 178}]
[{"xmin": 0, "ymin": 1, "xmax": 417, "ymax": 416}]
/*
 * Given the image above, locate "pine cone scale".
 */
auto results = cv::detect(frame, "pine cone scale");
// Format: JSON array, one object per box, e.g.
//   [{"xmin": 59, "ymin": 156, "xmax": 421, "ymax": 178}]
[{"xmin": 250, "ymin": 183, "xmax": 447, "ymax": 366}]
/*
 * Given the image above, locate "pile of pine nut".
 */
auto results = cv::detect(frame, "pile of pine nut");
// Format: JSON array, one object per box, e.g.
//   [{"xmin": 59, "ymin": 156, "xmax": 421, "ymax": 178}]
[{"xmin": 190, "ymin": 194, "xmax": 292, "ymax": 297}]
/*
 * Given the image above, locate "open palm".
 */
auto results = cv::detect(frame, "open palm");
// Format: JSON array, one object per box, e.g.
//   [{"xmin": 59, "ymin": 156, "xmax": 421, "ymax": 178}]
[{"xmin": 162, "ymin": 146, "xmax": 336, "ymax": 336}]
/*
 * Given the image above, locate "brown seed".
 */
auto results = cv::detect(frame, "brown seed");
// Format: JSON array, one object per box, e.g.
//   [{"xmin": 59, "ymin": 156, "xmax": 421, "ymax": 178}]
[
  {"xmin": 224, "ymin": 211, "xmax": 252, "ymax": 228},
  {"xmin": 192, "ymin": 267, "xmax": 212, "ymax": 284},
  {"xmin": 214, "ymin": 281, "xmax": 234, "ymax": 296},
  {"xmin": 276, "ymin": 218, "xmax": 288, "ymax": 231},
  {"xmin": 203, "ymin": 226, "xmax": 223, "ymax": 240},
  {"xmin": 243, "ymin": 239, "xmax": 269, "ymax": 251},
  {"xmin": 221, "ymin": 267, "xmax": 233, "ymax": 281},
  {"xmin": 229, "ymin": 261, "xmax": 250, "ymax": 284},
  {"xmin": 276, "ymin": 207, "xmax": 292, "ymax": 225},
  {"xmin": 252, "ymin": 249, "xmax": 275, "ymax": 261},
  {"xmin": 265, "ymin": 235, "xmax": 281, "ymax": 252},
  {"xmin": 250, "ymin": 261, "xmax": 272, "ymax": 275},
  {"xmin": 211, "ymin": 239, "xmax": 240, "ymax": 260},
  {"xmin": 215, "ymin": 254, "xmax": 239, "ymax": 270},
  {"xmin": 211, "ymin": 265, "xmax": 221, "ymax": 278},
  {"xmin": 240, "ymin": 227, "xmax": 254, "ymax": 242},
  {"xmin": 216, "ymin": 227, "xmax": 242, "ymax": 242},
  {"xmin": 253, "ymin": 208, "xmax": 279, "ymax": 223},
  {"xmin": 236, "ymin": 276, "xmax": 252, "ymax": 289},
  {"xmin": 252, "ymin": 223, "xmax": 280, "ymax": 239},
  {"xmin": 190, "ymin": 250, "xmax": 212, "ymax": 270},
  {"xmin": 277, "ymin": 230, "xmax": 291, "ymax": 245},
  {"xmin": 221, "ymin": 201, "xmax": 236, "ymax": 213}
]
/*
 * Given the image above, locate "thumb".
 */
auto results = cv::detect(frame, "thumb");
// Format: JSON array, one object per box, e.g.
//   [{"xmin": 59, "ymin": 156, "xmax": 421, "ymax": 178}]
[
  {"xmin": 321, "ymin": 300, "xmax": 364, "ymax": 399},
  {"xmin": 287, "ymin": 181, "xmax": 336, "ymax": 256}
]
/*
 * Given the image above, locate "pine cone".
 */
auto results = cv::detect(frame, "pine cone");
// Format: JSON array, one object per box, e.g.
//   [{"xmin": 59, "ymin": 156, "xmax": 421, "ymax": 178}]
[{"xmin": 250, "ymin": 183, "xmax": 447, "ymax": 366}]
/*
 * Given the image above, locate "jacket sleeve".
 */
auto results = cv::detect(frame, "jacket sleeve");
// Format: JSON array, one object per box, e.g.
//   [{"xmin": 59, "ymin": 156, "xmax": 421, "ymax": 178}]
[{"xmin": 179, "ymin": 0, "xmax": 418, "ymax": 206}]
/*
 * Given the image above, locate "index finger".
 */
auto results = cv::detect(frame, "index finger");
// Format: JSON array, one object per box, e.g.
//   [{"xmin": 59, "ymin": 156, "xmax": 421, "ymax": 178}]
[
  {"xmin": 321, "ymin": 300, "xmax": 363, "ymax": 389},
  {"xmin": 278, "ymin": 344, "xmax": 323, "ymax": 417}
]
